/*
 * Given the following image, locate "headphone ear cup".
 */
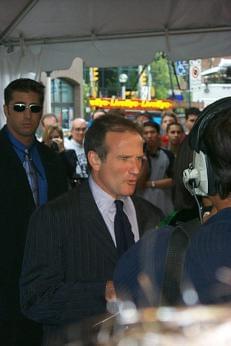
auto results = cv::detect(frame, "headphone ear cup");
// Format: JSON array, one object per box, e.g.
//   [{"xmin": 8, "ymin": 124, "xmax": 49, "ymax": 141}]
[
  {"xmin": 183, "ymin": 151, "xmax": 208, "ymax": 196},
  {"xmin": 193, "ymin": 151, "xmax": 209, "ymax": 196},
  {"xmin": 205, "ymin": 155, "xmax": 219, "ymax": 196}
]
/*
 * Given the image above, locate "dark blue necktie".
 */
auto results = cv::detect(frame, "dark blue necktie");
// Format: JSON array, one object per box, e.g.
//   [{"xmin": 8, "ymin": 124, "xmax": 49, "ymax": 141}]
[
  {"xmin": 23, "ymin": 149, "xmax": 39, "ymax": 207},
  {"xmin": 114, "ymin": 200, "xmax": 135, "ymax": 256}
]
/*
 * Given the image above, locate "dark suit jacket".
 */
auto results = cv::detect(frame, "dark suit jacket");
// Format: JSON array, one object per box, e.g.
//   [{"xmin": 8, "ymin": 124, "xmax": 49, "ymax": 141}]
[
  {"xmin": 20, "ymin": 180, "xmax": 163, "ymax": 329},
  {"xmin": 0, "ymin": 126, "xmax": 68, "ymax": 321}
]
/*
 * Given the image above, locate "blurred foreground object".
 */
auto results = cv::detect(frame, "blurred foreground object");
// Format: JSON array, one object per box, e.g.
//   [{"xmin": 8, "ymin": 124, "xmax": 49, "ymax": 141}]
[{"xmin": 94, "ymin": 304, "xmax": 231, "ymax": 346}]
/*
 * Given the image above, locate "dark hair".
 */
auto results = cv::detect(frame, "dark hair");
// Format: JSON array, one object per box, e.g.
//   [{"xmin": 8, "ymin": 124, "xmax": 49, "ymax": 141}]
[
  {"xmin": 4, "ymin": 78, "xmax": 45, "ymax": 106},
  {"xmin": 204, "ymin": 108, "xmax": 231, "ymax": 198},
  {"xmin": 84, "ymin": 115, "xmax": 143, "ymax": 170},
  {"xmin": 106, "ymin": 109, "xmax": 126, "ymax": 117},
  {"xmin": 166, "ymin": 122, "xmax": 184, "ymax": 133},
  {"xmin": 173, "ymin": 136, "xmax": 197, "ymax": 210},
  {"xmin": 143, "ymin": 121, "xmax": 160, "ymax": 133},
  {"xmin": 185, "ymin": 107, "xmax": 201, "ymax": 119}
]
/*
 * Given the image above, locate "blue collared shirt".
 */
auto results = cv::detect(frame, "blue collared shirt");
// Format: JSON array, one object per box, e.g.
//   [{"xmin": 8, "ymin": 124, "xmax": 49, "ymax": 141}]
[{"xmin": 5, "ymin": 127, "xmax": 48, "ymax": 206}]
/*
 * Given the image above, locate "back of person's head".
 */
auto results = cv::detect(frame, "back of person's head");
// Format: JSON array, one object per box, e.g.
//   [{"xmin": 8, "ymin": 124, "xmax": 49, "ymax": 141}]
[
  {"xmin": 4, "ymin": 78, "xmax": 45, "ymax": 105},
  {"xmin": 107, "ymin": 109, "xmax": 126, "ymax": 117},
  {"xmin": 188, "ymin": 97, "xmax": 231, "ymax": 199},
  {"xmin": 92, "ymin": 110, "xmax": 107, "ymax": 120},
  {"xmin": 173, "ymin": 136, "xmax": 198, "ymax": 210},
  {"xmin": 84, "ymin": 115, "xmax": 143, "ymax": 169}
]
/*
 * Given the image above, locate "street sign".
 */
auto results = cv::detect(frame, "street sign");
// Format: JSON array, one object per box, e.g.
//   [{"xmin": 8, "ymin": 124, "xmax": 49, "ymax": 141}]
[
  {"xmin": 189, "ymin": 60, "xmax": 202, "ymax": 90},
  {"xmin": 175, "ymin": 60, "xmax": 188, "ymax": 76}
]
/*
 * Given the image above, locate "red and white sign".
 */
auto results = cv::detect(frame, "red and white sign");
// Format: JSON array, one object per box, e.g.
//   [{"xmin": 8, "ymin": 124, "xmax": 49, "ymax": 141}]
[{"xmin": 189, "ymin": 59, "xmax": 202, "ymax": 90}]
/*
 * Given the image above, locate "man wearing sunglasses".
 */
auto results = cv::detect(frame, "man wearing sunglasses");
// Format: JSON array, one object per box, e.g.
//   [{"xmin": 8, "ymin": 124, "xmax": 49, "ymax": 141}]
[{"xmin": 0, "ymin": 78, "xmax": 68, "ymax": 346}]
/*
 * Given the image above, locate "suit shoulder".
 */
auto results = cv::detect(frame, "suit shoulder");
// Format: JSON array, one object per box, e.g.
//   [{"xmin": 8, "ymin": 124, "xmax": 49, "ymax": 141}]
[
  {"xmin": 36, "ymin": 141, "xmax": 59, "ymax": 158},
  {"xmin": 132, "ymin": 195, "xmax": 164, "ymax": 218}
]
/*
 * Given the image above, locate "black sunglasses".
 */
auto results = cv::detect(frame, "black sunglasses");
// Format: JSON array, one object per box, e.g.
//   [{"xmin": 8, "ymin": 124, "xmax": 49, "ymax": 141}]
[{"xmin": 12, "ymin": 103, "xmax": 42, "ymax": 113}]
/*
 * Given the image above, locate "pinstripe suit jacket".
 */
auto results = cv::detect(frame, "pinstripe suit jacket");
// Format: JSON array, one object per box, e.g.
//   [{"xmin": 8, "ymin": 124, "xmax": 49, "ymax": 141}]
[{"xmin": 20, "ymin": 180, "xmax": 163, "ymax": 327}]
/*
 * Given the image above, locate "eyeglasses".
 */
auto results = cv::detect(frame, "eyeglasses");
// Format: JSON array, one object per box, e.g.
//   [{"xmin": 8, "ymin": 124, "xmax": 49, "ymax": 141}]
[
  {"xmin": 11, "ymin": 103, "xmax": 42, "ymax": 113},
  {"xmin": 73, "ymin": 127, "xmax": 87, "ymax": 132}
]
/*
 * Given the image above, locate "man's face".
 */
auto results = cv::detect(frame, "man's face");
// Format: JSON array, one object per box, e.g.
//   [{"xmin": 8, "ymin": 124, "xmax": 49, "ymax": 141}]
[
  {"xmin": 4, "ymin": 91, "xmax": 42, "ymax": 145},
  {"xmin": 167, "ymin": 124, "xmax": 183, "ymax": 145},
  {"xmin": 71, "ymin": 120, "xmax": 87, "ymax": 144},
  {"xmin": 143, "ymin": 126, "xmax": 160, "ymax": 148},
  {"xmin": 185, "ymin": 114, "xmax": 198, "ymax": 132},
  {"xmin": 90, "ymin": 131, "xmax": 144, "ymax": 199}
]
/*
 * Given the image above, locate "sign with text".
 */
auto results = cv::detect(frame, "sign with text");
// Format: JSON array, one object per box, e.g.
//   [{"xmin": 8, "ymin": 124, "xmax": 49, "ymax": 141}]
[{"xmin": 89, "ymin": 98, "xmax": 176, "ymax": 111}]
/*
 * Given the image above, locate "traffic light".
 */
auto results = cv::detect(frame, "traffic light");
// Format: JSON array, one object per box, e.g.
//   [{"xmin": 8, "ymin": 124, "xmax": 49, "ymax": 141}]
[
  {"xmin": 92, "ymin": 67, "xmax": 99, "ymax": 82},
  {"xmin": 140, "ymin": 72, "xmax": 148, "ymax": 86}
]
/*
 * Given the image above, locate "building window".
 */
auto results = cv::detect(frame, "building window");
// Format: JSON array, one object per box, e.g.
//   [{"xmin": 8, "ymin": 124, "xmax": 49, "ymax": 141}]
[{"xmin": 51, "ymin": 78, "xmax": 75, "ymax": 129}]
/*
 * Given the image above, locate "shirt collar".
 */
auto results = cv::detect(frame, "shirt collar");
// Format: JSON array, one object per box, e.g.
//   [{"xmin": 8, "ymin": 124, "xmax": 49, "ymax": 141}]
[
  {"xmin": 70, "ymin": 138, "xmax": 84, "ymax": 148},
  {"xmin": 89, "ymin": 175, "xmax": 129, "ymax": 210}
]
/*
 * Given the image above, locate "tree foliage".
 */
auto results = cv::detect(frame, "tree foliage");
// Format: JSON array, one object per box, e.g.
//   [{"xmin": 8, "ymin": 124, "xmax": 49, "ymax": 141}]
[{"xmin": 151, "ymin": 53, "xmax": 176, "ymax": 99}]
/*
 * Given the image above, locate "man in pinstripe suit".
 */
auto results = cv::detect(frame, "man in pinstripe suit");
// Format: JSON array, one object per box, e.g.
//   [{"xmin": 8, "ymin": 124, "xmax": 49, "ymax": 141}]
[{"xmin": 20, "ymin": 114, "xmax": 163, "ymax": 344}]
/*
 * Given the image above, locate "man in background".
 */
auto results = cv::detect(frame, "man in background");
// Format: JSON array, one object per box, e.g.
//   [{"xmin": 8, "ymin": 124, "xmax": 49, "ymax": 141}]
[
  {"xmin": 65, "ymin": 117, "xmax": 88, "ymax": 179},
  {"xmin": 41, "ymin": 113, "xmax": 58, "ymax": 130},
  {"xmin": 0, "ymin": 78, "xmax": 68, "ymax": 346},
  {"xmin": 136, "ymin": 121, "xmax": 174, "ymax": 217},
  {"xmin": 184, "ymin": 107, "xmax": 200, "ymax": 134},
  {"xmin": 39, "ymin": 113, "xmax": 58, "ymax": 139},
  {"xmin": 166, "ymin": 122, "xmax": 185, "ymax": 157},
  {"xmin": 160, "ymin": 111, "xmax": 178, "ymax": 148}
]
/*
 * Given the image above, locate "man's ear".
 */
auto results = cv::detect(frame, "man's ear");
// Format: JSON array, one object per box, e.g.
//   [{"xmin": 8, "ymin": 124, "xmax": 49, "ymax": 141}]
[
  {"xmin": 87, "ymin": 151, "xmax": 102, "ymax": 171},
  {"xmin": 3, "ymin": 105, "xmax": 9, "ymax": 118}
]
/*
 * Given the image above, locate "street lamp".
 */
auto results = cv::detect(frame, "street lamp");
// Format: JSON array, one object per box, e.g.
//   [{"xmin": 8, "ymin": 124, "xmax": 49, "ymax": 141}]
[{"xmin": 119, "ymin": 73, "xmax": 128, "ymax": 99}]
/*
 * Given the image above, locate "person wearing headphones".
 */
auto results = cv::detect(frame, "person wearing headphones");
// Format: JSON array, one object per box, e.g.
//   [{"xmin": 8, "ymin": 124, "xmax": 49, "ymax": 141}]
[
  {"xmin": 113, "ymin": 97, "xmax": 231, "ymax": 307},
  {"xmin": 183, "ymin": 96, "xmax": 231, "ymax": 304}
]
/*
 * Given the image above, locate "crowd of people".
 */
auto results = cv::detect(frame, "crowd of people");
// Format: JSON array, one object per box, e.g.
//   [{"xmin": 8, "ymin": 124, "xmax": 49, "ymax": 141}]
[{"xmin": 0, "ymin": 77, "xmax": 230, "ymax": 346}]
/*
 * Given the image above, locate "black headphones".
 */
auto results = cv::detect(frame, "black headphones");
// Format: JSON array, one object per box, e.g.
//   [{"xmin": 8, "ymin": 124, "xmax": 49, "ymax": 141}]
[{"xmin": 183, "ymin": 97, "xmax": 231, "ymax": 196}]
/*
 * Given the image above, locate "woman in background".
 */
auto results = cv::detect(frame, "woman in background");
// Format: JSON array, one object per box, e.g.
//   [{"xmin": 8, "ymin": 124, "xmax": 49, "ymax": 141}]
[{"xmin": 43, "ymin": 125, "xmax": 78, "ymax": 188}]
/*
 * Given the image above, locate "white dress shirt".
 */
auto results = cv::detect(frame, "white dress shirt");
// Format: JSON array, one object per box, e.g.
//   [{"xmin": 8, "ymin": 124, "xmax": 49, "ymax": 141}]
[{"xmin": 89, "ymin": 175, "xmax": 140, "ymax": 246}]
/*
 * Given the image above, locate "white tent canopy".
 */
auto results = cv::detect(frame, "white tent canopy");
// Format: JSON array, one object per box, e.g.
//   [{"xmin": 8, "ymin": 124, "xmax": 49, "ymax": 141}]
[
  {"xmin": 1, "ymin": 0, "xmax": 231, "ymax": 69},
  {"xmin": 0, "ymin": 0, "xmax": 231, "ymax": 125}
]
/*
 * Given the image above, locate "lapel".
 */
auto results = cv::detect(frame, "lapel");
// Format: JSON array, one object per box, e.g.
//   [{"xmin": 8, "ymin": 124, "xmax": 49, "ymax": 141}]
[
  {"xmin": 37, "ymin": 141, "xmax": 55, "ymax": 178},
  {"xmin": 78, "ymin": 181, "xmax": 118, "ymax": 264},
  {"xmin": 0, "ymin": 129, "xmax": 34, "ymax": 197},
  {"xmin": 36, "ymin": 141, "xmax": 65, "ymax": 199},
  {"xmin": 131, "ymin": 195, "xmax": 146, "ymax": 237}
]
